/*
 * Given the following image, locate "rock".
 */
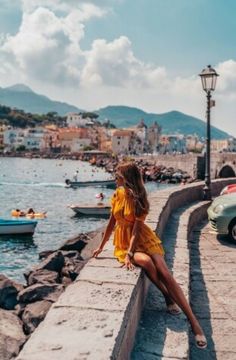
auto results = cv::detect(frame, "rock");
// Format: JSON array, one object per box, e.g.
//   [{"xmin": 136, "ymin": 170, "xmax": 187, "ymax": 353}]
[
  {"xmin": 61, "ymin": 250, "xmax": 83, "ymax": 260},
  {"xmin": 22, "ymin": 300, "xmax": 52, "ymax": 335},
  {"xmin": 61, "ymin": 276, "xmax": 73, "ymax": 286},
  {"xmin": 18, "ymin": 283, "xmax": 64, "ymax": 304},
  {"xmin": 74, "ymin": 261, "xmax": 85, "ymax": 276},
  {"xmin": 0, "ymin": 308, "xmax": 26, "ymax": 359},
  {"xmin": 24, "ymin": 251, "xmax": 65, "ymax": 281},
  {"xmin": 15, "ymin": 303, "xmax": 26, "ymax": 317},
  {"xmin": 59, "ymin": 234, "xmax": 88, "ymax": 252},
  {"xmin": 38, "ymin": 250, "xmax": 55, "ymax": 260},
  {"xmin": 0, "ymin": 274, "xmax": 23, "ymax": 310},
  {"xmin": 61, "ymin": 256, "xmax": 85, "ymax": 281},
  {"xmin": 27, "ymin": 269, "xmax": 59, "ymax": 286}
]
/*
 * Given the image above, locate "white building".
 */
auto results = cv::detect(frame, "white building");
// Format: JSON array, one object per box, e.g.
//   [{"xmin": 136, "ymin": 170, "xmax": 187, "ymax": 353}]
[
  {"xmin": 66, "ymin": 113, "xmax": 95, "ymax": 128},
  {"xmin": 112, "ymin": 130, "xmax": 134, "ymax": 154},
  {"xmin": 3, "ymin": 127, "xmax": 45, "ymax": 150},
  {"xmin": 159, "ymin": 134, "xmax": 187, "ymax": 154},
  {"xmin": 58, "ymin": 128, "xmax": 91, "ymax": 152},
  {"xmin": 24, "ymin": 128, "xmax": 45, "ymax": 150},
  {"xmin": 136, "ymin": 119, "xmax": 148, "ymax": 152},
  {"xmin": 3, "ymin": 128, "xmax": 25, "ymax": 150},
  {"xmin": 147, "ymin": 121, "xmax": 161, "ymax": 152}
]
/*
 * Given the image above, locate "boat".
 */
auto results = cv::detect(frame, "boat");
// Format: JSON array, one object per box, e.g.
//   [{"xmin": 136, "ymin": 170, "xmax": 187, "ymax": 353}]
[
  {"xmin": 70, "ymin": 204, "xmax": 111, "ymax": 216},
  {"xmin": 0, "ymin": 218, "xmax": 38, "ymax": 235},
  {"xmin": 65, "ymin": 179, "xmax": 116, "ymax": 189}
]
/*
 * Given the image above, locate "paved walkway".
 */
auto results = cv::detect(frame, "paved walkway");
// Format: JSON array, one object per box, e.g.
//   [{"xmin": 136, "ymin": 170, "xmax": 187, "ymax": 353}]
[
  {"xmin": 131, "ymin": 207, "xmax": 236, "ymax": 360},
  {"xmin": 189, "ymin": 221, "xmax": 236, "ymax": 360}
]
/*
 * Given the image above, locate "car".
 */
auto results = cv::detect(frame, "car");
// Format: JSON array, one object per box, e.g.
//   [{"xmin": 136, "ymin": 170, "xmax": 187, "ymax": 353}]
[
  {"xmin": 220, "ymin": 183, "xmax": 236, "ymax": 195},
  {"xmin": 207, "ymin": 193, "xmax": 236, "ymax": 242}
]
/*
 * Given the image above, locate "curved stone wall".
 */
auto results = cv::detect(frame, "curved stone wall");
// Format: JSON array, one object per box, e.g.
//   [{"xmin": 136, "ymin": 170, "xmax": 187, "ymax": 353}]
[{"xmin": 16, "ymin": 178, "xmax": 236, "ymax": 360}]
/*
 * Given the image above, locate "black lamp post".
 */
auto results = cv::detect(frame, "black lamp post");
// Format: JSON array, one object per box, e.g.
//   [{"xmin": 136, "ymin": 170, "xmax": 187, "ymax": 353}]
[{"xmin": 199, "ymin": 65, "xmax": 219, "ymax": 200}]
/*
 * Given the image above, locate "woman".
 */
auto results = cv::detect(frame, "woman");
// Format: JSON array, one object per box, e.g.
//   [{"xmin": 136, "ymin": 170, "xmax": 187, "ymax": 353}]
[{"xmin": 93, "ymin": 162, "xmax": 207, "ymax": 349}]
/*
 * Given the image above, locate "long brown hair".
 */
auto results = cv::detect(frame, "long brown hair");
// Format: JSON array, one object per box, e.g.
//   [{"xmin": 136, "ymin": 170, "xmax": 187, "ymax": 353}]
[{"xmin": 116, "ymin": 162, "xmax": 149, "ymax": 217}]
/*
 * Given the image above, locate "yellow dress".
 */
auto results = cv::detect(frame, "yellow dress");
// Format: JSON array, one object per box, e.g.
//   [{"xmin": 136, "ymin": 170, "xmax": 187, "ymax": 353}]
[{"xmin": 111, "ymin": 187, "xmax": 164, "ymax": 262}]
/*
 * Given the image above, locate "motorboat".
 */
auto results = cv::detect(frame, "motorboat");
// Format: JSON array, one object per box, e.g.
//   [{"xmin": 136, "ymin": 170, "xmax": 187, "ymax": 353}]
[
  {"xmin": 70, "ymin": 204, "xmax": 111, "ymax": 216},
  {"xmin": 0, "ymin": 218, "xmax": 38, "ymax": 235},
  {"xmin": 65, "ymin": 179, "xmax": 116, "ymax": 189}
]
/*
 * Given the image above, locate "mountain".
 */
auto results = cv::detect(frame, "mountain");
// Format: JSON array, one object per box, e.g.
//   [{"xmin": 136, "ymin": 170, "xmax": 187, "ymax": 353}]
[
  {"xmin": 95, "ymin": 106, "xmax": 230, "ymax": 139},
  {"xmin": 0, "ymin": 84, "xmax": 230, "ymax": 139},
  {"xmin": 0, "ymin": 84, "xmax": 82, "ymax": 115},
  {"xmin": 5, "ymin": 84, "xmax": 33, "ymax": 93}
]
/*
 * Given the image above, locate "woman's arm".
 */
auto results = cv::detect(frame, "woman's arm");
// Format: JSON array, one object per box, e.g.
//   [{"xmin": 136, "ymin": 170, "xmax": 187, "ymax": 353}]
[
  {"xmin": 124, "ymin": 219, "xmax": 142, "ymax": 269},
  {"xmin": 92, "ymin": 214, "xmax": 116, "ymax": 257},
  {"xmin": 128, "ymin": 219, "xmax": 142, "ymax": 254}
]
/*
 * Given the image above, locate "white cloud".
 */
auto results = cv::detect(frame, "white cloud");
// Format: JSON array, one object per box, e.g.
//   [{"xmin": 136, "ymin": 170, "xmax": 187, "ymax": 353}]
[
  {"xmin": 216, "ymin": 60, "xmax": 236, "ymax": 94},
  {"xmin": 0, "ymin": 3, "xmax": 105, "ymax": 85},
  {"xmin": 0, "ymin": 1, "xmax": 235, "ymax": 135},
  {"xmin": 81, "ymin": 36, "xmax": 168, "ymax": 88},
  {"xmin": 21, "ymin": 0, "xmax": 112, "ymax": 13}
]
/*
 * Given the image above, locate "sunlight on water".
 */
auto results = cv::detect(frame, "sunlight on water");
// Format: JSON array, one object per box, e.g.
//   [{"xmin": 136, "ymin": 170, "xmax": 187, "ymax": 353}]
[{"xmin": 0, "ymin": 157, "xmax": 174, "ymax": 282}]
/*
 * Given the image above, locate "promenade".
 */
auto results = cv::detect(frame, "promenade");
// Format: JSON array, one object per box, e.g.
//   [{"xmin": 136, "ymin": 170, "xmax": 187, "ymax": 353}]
[
  {"xmin": 15, "ymin": 179, "xmax": 236, "ymax": 360},
  {"xmin": 132, "ymin": 207, "xmax": 236, "ymax": 359}
]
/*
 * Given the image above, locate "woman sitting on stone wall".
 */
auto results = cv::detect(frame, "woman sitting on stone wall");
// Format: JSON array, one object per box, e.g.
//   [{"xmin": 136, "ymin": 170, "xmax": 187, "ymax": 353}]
[{"xmin": 93, "ymin": 161, "xmax": 207, "ymax": 349}]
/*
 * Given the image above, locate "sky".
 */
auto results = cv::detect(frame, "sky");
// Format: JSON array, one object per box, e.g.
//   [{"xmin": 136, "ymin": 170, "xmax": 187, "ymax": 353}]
[{"xmin": 0, "ymin": 0, "xmax": 236, "ymax": 135}]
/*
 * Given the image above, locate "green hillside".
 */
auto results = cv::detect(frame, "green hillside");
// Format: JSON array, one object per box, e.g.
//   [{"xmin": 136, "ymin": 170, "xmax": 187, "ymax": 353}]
[
  {"xmin": 95, "ymin": 106, "xmax": 230, "ymax": 139},
  {"xmin": 0, "ymin": 84, "xmax": 230, "ymax": 139},
  {"xmin": 0, "ymin": 84, "xmax": 82, "ymax": 115}
]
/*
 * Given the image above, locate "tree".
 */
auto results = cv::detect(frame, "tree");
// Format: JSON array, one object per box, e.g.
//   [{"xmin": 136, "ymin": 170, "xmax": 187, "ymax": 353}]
[
  {"xmin": 82, "ymin": 112, "xmax": 99, "ymax": 119},
  {"xmin": 16, "ymin": 145, "xmax": 26, "ymax": 152}
]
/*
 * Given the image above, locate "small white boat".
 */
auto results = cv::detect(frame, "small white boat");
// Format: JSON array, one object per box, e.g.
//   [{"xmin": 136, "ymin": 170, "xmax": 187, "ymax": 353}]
[
  {"xmin": 0, "ymin": 219, "xmax": 38, "ymax": 235},
  {"xmin": 65, "ymin": 179, "xmax": 116, "ymax": 189},
  {"xmin": 70, "ymin": 204, "xmax": 111, "ymax": 216}
]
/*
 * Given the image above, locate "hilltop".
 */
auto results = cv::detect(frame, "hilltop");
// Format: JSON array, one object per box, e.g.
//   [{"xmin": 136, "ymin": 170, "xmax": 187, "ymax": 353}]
[
  {"xmin": 0, "ymin": 84, "xmax": 230, "ymax": 139},
  {"xmin": 95, "ymin": 106, "xmax": 230, "ymax": 139},
  {"xmin": 0, "ymin": 84, "xmax": 82, "ymax": 115}
]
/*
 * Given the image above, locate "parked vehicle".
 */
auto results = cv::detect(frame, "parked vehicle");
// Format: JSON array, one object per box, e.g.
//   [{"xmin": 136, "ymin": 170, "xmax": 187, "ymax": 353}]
[
  {"xmin": 220, "ymin": 183, "xmax": 236, "ymax": 195},
  {"xmin": 207, "ymin": 193, "xmax": 236, "ymax": 242}
]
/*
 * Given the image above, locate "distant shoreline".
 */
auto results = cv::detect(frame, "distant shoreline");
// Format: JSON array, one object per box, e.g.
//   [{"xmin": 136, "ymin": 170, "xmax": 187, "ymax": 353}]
[{"xmin": 0, "ymin": 152, "xmax": 194, "ymax": 184}]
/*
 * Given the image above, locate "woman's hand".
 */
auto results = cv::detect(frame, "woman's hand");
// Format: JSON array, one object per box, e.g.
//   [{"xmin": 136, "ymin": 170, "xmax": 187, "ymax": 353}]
[
  {"xmin": 124, "ymin": 254, "xmax": 134, "ymax": 270},
  {"xmin": 92, "ymin": 247, "xmax": 103, "ymax": 258}
]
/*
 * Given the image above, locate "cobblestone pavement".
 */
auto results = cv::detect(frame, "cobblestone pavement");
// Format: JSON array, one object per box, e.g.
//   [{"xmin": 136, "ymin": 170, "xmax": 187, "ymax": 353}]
[
  {"xmin": 131, "ymin": 208, "xmax": 236, "ymax": 360},
  {"xmin": 189, "ymin": 222, "xmax": 236, "ymax": 360}
]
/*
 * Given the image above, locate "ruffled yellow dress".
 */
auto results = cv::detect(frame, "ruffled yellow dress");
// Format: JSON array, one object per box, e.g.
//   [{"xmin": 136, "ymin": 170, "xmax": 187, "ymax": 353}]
[{"xmin": 111, "ymin": 187, "xmax": 164, "ymax": 262}]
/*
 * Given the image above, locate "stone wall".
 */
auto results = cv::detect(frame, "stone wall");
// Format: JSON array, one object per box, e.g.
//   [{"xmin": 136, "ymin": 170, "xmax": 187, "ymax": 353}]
[{"xmin": 16, "ymin": 178, "xmax": 236, "ymax": 360}]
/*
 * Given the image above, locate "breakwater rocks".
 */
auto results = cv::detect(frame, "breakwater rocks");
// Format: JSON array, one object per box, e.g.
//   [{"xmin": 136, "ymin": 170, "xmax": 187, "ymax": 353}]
[
  {"xmin": 1, "ymin": 151, "xmax": 193, "ymax": 183},
  {"xmin": 98, "ymin": 158, "xmax": 193, "ymax": 184},
  {"xmin": 0, "ymin": 230, "xmax": 103, "ymax": 360}
]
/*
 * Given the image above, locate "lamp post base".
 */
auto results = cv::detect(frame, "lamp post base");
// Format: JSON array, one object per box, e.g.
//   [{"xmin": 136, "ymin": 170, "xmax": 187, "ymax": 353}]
[{"xmin": 203, "ymin": 185, "xmax": 211, "ymax": 201}]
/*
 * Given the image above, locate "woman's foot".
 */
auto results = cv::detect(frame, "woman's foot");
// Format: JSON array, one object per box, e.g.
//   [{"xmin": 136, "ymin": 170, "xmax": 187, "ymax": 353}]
[
  {"xmin": 166, "ymin": 303, "xmax": 181, "ymax": 315},
  {"xmin": 195, "ymin": 334, "xmax": 207, "ymax": 349},
  {"xmin": 192, "ymin": 324, "xmax": 207, "ymax": 349}
]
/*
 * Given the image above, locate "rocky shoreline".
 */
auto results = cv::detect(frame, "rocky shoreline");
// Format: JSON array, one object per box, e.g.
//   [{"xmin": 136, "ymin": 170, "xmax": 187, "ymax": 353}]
[
  {"xmin": 0, "ymin": 227, "xmax": 104, "ymax": 360},
  {"xmin": 0, "ymin": 151, "xmax": 195, "ymax": 184}
]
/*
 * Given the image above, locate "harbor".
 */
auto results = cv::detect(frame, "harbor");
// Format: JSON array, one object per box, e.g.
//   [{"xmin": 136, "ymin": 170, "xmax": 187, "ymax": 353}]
[{"xmin": 0, "ymin": 156, "xmax": 172, "ymax": 282}]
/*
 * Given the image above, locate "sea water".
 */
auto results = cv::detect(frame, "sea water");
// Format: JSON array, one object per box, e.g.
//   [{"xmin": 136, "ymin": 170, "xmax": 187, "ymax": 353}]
[{"xmin": 0, "ymin": 157, "xmax": 172, "ymax": 282}]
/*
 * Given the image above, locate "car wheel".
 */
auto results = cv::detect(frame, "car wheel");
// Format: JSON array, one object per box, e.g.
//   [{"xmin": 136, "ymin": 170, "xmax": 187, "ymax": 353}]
[{"xmin": 228, "ymin": 219, "xmax": 236, "ymax": 242}]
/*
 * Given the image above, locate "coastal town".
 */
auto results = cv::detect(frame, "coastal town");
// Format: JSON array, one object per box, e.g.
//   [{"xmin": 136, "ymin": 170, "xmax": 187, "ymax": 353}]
[{"xmin": 1, "ymin": 110, "xmax": 236, "ymax": 157}]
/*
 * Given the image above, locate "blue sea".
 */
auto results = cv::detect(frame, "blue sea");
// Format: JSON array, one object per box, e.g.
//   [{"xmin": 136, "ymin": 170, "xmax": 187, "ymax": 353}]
[{"xmin": 0, "ymin": 157, "xmax": 171, "ymax": 282}]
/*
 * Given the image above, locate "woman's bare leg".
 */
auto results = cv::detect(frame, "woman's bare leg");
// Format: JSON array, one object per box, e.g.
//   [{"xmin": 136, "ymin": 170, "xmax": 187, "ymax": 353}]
[
  {"xmin": 133, "ymin": 252, "xmax": 177, "ymax": 308},
  {"xmin": 150, "ymin": 253, "xmax": 205, "ymax": 337}
]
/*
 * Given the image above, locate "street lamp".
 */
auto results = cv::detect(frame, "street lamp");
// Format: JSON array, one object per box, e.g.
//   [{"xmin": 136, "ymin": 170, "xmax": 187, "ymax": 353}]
[{"xmin": 199, "ymin": 65, "xmax": 219, "ymax": 200}]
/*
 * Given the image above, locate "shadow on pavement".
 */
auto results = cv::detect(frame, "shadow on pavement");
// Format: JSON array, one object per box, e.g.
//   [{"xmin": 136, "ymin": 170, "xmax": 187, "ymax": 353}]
[
  {"xmin": 189, "ymin": 221, "xmax": 217, "ymax": 360},
  {"xmin": 131, "ymin": 206, "xmax": 190, "ymax": 359}
]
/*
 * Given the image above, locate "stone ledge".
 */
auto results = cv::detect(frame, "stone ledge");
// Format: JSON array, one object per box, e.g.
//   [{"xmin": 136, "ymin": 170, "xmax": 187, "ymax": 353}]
[{"xmin": 16, "ymin": 178, "xmax": 235, "ymax": 360}]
